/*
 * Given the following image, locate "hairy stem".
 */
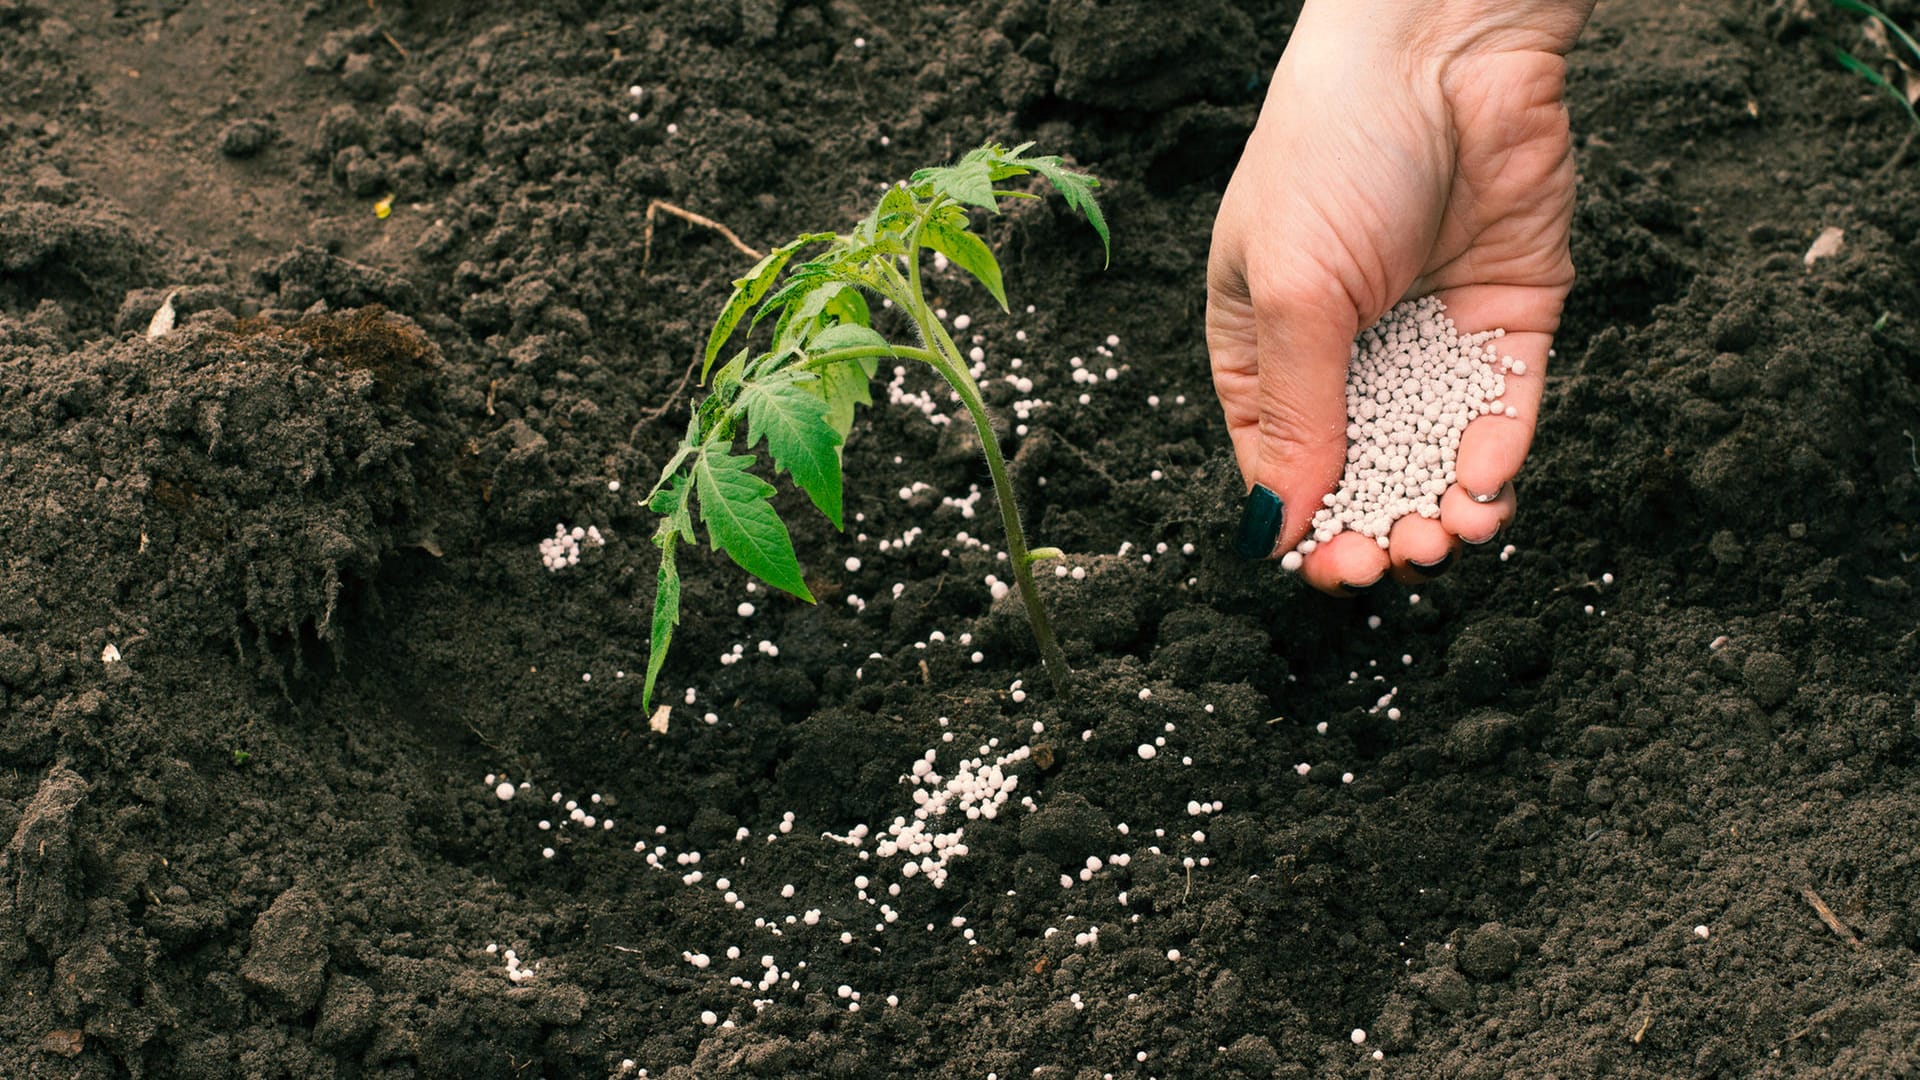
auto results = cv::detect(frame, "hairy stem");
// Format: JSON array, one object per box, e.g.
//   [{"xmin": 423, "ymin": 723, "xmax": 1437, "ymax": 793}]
[
  {"xmin": 892, "ymin": 224, "xmax": 1072, "ymax": 693},
  {"xmin": 929, "ymin": 326, "xmax": 1073, "ymax": 693}
]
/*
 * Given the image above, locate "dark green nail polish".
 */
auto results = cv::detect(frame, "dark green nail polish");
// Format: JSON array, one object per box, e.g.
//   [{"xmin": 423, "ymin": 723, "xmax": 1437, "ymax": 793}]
[{"xmin": 1233, "ymin": 485, "xmax": 1283, "ymax": 560}]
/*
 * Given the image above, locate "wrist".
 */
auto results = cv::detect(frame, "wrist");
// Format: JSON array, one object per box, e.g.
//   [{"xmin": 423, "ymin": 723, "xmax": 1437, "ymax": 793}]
[{"xmin": 1295, "ymin": 0, "xmax": 1592, "ymax": 61}]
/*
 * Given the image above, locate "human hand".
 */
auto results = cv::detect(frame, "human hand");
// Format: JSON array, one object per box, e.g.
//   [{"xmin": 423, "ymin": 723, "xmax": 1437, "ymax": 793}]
[{"xmin": 1207, "ymin": 0, "xmax": 1593, "ymax": 594}]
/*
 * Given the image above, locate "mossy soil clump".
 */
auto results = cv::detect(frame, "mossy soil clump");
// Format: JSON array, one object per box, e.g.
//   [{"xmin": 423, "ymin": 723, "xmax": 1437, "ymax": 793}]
[{"xmin": 2, "ymin": 1, "xmax": 1918, "ymax": 1078}]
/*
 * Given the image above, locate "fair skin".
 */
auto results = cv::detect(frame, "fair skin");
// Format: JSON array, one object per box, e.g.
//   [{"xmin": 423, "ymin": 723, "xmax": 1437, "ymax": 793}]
[{"xmin": 1209, "ymin": 0, "xmax": 1595, "ymax": 593}]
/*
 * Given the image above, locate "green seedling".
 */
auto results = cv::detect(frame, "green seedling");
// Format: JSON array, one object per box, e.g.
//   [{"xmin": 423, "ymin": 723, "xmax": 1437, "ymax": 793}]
[
  {"xmin": 641, "ymin": 141, "xmax": 1108, "ymax": 711},
  {"xmin": 1829, "ymin": 0, "xmax": 1920, "ymax": 134}
]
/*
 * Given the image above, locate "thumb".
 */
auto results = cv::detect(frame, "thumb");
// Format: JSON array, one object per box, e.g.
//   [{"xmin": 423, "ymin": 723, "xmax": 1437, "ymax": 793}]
[{"xmin": 1208, "ymin": 255, "xmax": 1359, "ymax": 560}]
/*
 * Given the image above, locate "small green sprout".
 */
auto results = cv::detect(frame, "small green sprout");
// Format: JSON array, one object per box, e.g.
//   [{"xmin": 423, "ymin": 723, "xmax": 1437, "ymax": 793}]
[
  {"xmin": 1829, "ymin": 0, "xmax": 1920, "ymax": 134},
  {"xmin": 231, "ymin": 749, "xmax": 252, "ymax": 767},
  {"xmin": 641, "ymin": 142, "xmax": 1109, "ymax": 711}
]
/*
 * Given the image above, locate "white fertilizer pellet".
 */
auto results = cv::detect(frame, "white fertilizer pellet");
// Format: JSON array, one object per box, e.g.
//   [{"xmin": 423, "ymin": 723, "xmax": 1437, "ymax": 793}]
[{"xmin": 1303, "ymin": 296, "xmax": 1518, "ymax": 550}]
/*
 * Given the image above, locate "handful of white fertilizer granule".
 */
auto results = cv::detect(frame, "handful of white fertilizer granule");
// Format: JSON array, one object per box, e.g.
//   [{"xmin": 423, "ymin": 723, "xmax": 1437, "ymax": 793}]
[{"xmin": 1295, "ymin": 295, "xmax": 1520, "ymax": 556}]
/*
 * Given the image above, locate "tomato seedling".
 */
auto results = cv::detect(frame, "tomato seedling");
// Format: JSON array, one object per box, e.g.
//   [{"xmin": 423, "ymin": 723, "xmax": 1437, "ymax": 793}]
[{"xmin": 642, "ymin": 141, "xmax": 1109, "ymax": 710}]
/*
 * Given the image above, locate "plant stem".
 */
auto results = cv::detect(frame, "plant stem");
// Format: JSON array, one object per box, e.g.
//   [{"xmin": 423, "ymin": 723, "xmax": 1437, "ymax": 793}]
[
  {"xmin": 929, "ymin": 327, "xmax": 1073, "ymax": 693},
  {"xmin": 892, "ymin": 223, "xmax": 1072, "ymax": 693},
  {"xmin": 801, "ymin": 343, "xmax": 939, "ymax": 371}
]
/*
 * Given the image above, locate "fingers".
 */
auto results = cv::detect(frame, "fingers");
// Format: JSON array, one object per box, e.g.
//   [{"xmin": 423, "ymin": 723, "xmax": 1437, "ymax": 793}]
[
  {"xmin": 1214, "ymin": 273, "xmax": 1542, "ymax": 592},
  {"xmin": 1209, "ymin": 259, "xmax": 1360, "ymax": 560},
  {"xmin": 1299, "ymin": 513, "xmax": 1459, "ymax": 596},
  {"xmin": 1208, "ymin": 259, "xmax": 1276, "ymax": 554},
  {"xmin": 1293, "ymin": 486, "xmax": 1511, "ymax": 597},
  {"xmin": 1388, "ymin": 514, "xmax": 1458, "ymax": 583},
  {"xmin": 1252, "ymin": 276, "xmax": 1361, "ymax": 556},
  {"xmin": 1427, "ymin": 285, "xmax": 1557, "ymax": 501},
  {"xmin": 1298, "ymin": 531, "xmax": 1389, "ymax": 595},
  {"xmin": 1440, "ymin": 480, "xmax": 1516, "ymax": 545}
]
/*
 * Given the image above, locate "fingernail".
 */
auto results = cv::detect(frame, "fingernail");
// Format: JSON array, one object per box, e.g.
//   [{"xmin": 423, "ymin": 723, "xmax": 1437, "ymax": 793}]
[
  {"xmin": 1468, "ymin": 488, "xmax": 1501, "ymax": 504},
  {"xmin": 1339, "ymin": 574, "xmax": 1389, "ymax": 596},
  {"xmin": 1463, "ymin": 527, "xmax": 1502, "ymax": 547},
  {"xmin": 1408, "ymin": 551, "xmax": 1455, "ymax": 574},
  {"xmin": 1233, "ymin": 484, "xmax": 1283, "ymax": 560}
]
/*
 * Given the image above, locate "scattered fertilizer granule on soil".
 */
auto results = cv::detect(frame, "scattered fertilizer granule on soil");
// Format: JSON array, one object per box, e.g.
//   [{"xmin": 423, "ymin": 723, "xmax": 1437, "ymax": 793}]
[
  {"xmin": 1300, "ymin": 296, "xmax": 1519, "ymax": 553},
  {"xmin": 539, "ymin": 522, "xmax": 604, "ymax": 570}
]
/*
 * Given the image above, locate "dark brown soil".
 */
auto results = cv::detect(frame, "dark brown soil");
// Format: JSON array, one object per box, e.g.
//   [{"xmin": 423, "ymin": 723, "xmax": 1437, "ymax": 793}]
[{"xmin": 3, "ymin": 1, "xmax": 1919, "ymax": 1077}]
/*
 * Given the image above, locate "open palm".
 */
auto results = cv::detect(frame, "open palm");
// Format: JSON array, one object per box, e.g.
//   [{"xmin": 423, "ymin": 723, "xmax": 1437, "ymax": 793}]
[{"xmin": 1208, "ymin": 40, "xmax": 1578, "ymax": 594}]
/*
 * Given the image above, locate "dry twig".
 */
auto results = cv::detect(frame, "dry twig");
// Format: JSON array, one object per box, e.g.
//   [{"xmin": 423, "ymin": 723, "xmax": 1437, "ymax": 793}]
[
  {"xmin": 365, "ymin": 1, "xmax": 409, "ymax": 59},
  {"xmin": 1798, "ymin": 884, "xmax": 1863, "ymax": 949}
]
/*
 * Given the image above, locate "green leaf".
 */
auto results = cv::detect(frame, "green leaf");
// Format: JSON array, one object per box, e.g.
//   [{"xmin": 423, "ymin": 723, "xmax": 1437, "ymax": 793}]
[
  {"xmin": 793, "ymin": 280, "xmax": 869, "ymax": 330},
  {"xmin": 807, "ymin": 321, "xmax": 889, "ymax": 354},
  {"xmin": 740, "ymin": 376, "xmax": 846, "ymax": 528},
  {"xmin": 755, "ymin": 266, "xmax": 832, "ymax": 332},
  {"xmin": 1831, "ymin": 0, "xmax": 1920, "ymax": 65},
  {"xmin": 913, "ymin": 157, "xmax": 998, "ymax": 211},
  {"xmin": 774, "ymin": 280, "xmax": 871, "ymax": 351},
  {"xmin": 782, "ymin": 313, "xmax": 883, "ymax": 440},
  {"xmin": 810, "ymin": 353, "xmax": 877, "ymax": 440},
  {"xmin": 747, "ymin": 342, "xmax": 806, "ymax": 381},
  {"xmin": 754, "ymin": 249, "xmax": 860, "ymax": 333},
  {"xmin": 710, "ymin": 347, "xmax": 749, "ymax": 390},
  {"xmin": 655, "ymin": 471, "xmax": 695, "ymax": 538},
  {"xmin": 703, "ymin": 233, "xmax": 833, "ymax": 383},
  {"xmin": 693, "ymin": 452, "xmax": 813, "ymax": 601},
  {"xmin": 1023, "ymin": 156, "xmax": 1110, "ymax": 267},
  {"xmin": 755, "ymin": 245, "xmax": 886, "ymax": 338},
  {"xmin": 642, "ymin": 531, "xmax": 680, "ymax": 712},
  {"xmin": 1834, "ymin": 46, "xmax": 1920, "ymax": 130},
  {"xmin": 648, "ymin": 459, "xmax": 695, "ymax": 517},
  {"xmin": 931, "ymin": 203, "xmax": 971, "ymax": 229},
  {"xmin": 641, "ymin": 476, "xmax": 694, "ymax": 712},
  {"xmin": 822, "ymin": 281, "xmax": 871, "ymax": 330},
  {"xmin": 867, "ymin": 184, "xmax": 918, "ymax": 234},
  {"xmin": 921, "ymin": 218, "xmax": 1009, "ymax": 311}
]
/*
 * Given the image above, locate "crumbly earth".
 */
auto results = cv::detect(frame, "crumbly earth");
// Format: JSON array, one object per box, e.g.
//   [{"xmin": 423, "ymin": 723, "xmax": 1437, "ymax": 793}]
[{"xmin": 1, "ymin": 1, "xmax": 1918, "ymax": 1078}]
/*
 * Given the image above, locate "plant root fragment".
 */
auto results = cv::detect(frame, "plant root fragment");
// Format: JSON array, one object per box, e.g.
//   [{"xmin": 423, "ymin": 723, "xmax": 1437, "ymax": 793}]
[
  {"xmin": 642, "ymin": 200, "xmax": 763, "ymax": 272},
  {"xmin": 632, "ymin": 203, "xmax": 766, "ymax": 429}
]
